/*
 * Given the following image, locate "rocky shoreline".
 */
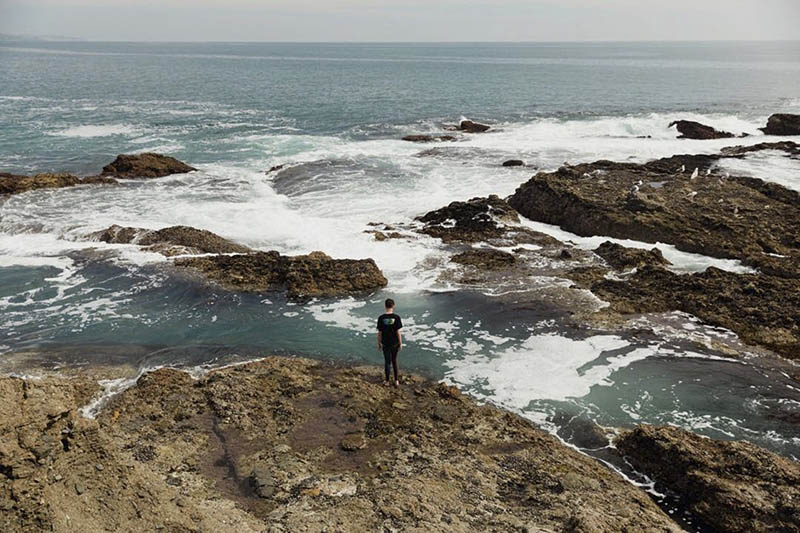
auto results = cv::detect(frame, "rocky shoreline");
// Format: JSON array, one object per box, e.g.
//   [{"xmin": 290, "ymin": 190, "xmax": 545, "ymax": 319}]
[{"xmin": 2, "ymin": 356, "xmax": 798, "ymax": 533}]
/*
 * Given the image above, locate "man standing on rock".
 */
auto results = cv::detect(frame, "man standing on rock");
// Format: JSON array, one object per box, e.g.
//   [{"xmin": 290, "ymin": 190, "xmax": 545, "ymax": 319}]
[{"xmin": 377, "ymin": 298, "xmax": 403, "ymax": 387}]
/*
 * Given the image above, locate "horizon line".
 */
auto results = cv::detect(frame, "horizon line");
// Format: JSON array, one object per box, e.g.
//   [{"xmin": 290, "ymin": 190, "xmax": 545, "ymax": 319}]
[{"xmin": 2, "ymin": 37, "xmax": 800, "ymax": 45}]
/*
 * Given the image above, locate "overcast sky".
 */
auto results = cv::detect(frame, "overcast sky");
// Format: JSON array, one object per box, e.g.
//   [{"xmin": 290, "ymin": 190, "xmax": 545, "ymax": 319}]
[{"xmin": 1, "ymin": 0, "xmax": 799, "ymax": 42}]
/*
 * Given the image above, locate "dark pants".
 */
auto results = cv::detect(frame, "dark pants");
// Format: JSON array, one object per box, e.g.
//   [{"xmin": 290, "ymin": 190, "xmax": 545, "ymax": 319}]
[{"xmin": 382, "ymin": 344, "xmax": 399, "ymax": 381}]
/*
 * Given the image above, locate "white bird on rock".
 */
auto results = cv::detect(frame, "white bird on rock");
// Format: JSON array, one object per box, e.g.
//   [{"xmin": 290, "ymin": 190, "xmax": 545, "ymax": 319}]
[
  {"xmin": 686, "ymin": 191, "xmax": 698, "ymax": 199},
  {"xmin": 679, "ymin": 165, "xmax": 686, "ymax": 173},
  {"xmin": 691, "ymin": 168, "xmax": 699, "ymax": 179},
  {"xmin": 706, "ymin": 168, "xmax": 712, "ymax": 176}
]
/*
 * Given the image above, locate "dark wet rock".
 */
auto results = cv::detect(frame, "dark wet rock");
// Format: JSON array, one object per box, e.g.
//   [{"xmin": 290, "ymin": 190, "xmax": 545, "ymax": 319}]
[
  {"xmin": 175, "ymin": 251, "xmax": 387, "ymax": 300},
  {"xmin": 760, "ymin": 113, "xmax": 800, "ymax": 136},
  {"xmin": 502, "ymin": 159, "xmax": 525, "ymax": 167},
  {"xmin": 401, "ymin": 134, "xmax": 457, "ymax": 143},
  {"xmin": 594, "ymin": 241, "xmax": 670, "ymax": 270},
  {"xmin": 507, "ymin": 158, "xmax": 800, "ymax": 276},
  {"xmin": 266, "ymin": 164, "xmax": 285, "ymax": 174},
  {"xmin": 616, "ymin": 425, "xmax": 800, "ymax": 533},
  {"xmin": 0, "ymin": 172, "xmax": 115, "ymax": 196},
  {"xmin": 100, "ymin": 153, "xmax": 196, "ymax": 179},
  {"xmin": 551, "ymin": 413, "xmax": 610, "ymax": 450},
  {"xmin": 589, "ymin": 266, "xmax": 800, "ymax": 359},
  {"xmin": 669, "ymin": 120, "xmax": 735, "ymax": 140},
  {"xmin": 0, "ymin": 357, "xmax": 684, "ymax": 532},
  {"xmin": 458, "ymin": 120, "xmax": 491, "ymax": 133},
  {"xmin": 416, "ymin": 195, "xmax": 519, "ymax": 243},
  {"xmin": 720, "ymin": 140, "xmax": 800, "ymax": 157},
  {"xmin": 642, "ymin": 153, "xmax": 720, "ymax": 174},
  {"xmin": 90, "ymin": 225, "xmax": 252, "ymax": 257},
  {"xmin": 451, "ymin": 249, "xmax": 516, "ymax": 270}
]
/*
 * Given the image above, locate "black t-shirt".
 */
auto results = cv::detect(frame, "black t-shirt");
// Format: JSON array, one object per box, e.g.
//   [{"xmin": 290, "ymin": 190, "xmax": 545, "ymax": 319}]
[{"xmin": 377, "ymin": 313, "xmax": 403, "ymax": 346}]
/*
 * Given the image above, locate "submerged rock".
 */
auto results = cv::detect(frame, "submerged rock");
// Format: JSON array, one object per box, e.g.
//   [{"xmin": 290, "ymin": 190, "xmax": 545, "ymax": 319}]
[
  {"xmin": 616, "ymin": 425, "xmax": 800, "ymax": 533},
  {"xmin": 458, "ymin": 119, "xmax": 491, "ymax": 133},
  {"xmin": 502, "ymin": 159, "xmax": 525, "ymax": 167},
  {"xmin": 401, "ymin": 134, "xmax": 457, "ymax": 143},
  {"xmin": 175, "ymin": 251, "xmax": 387, "ymax": 300},
  {"xmin": 0, "ymin": 357, "xmax": 685, "ymax": 532},
  {"xmin": 100, "ymin": 153, "xmax": 196, "ymax": 179},
  {"xmin": 760, "ymin": 113, "xmax": 800, "ymax": 136},
  {"xmin": 91, "ymin": 225, "xmax": 252, "ymax": 256},
  {"xmin": 0, "ymin": 172, "xmax": 115, "ymax": 196},
  {"xmin": 668, "ymin": 120, "xmax": 735, "ymax": 139}
]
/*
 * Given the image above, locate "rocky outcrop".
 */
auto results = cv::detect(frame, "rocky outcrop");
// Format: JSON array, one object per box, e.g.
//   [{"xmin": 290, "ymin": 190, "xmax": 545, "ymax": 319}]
[
  {"xmin": 0, "ymin": 172, "xmax": 115, "ymax": 196},
  {"xmin": 760, "ymin": 113, "xmax": 800, "ymax": 136},
  {"xmin": 668, "ymin": 120, "xmax": 735, "ymax": 140},
  {"xmin": 616, "ymin": 425, "xmax": 800, "ymax": 533},
  {"xmin": 1, "ymin": 153, "xmax": 196, "ymax": 196},
  {"xmin": 401, "ymin": 135, "xmax": 457, "ymax": 143},
  {"xmin": 502, "ymin": 159, "xmax": 525, "ymax": 167},
  {"xmin": 507, "ymin": 152, "xmax": 800, "ymax": 357},
  {"xmin": 175, "ymin": 251, "xmax": 387, "ymax": 300},
  {"xmin": 91, "ymin": 225, "xmax": 252, "ymax": 256},
  {"xmin": 416, "ymin": 195, "xmax": 520, "ymax": 243},
  {"xmin": 459, "ymin": 120, "xmax": 491, "ymax": 133},
  {"xmin": 507, "ymin": 158, "xmax": 800, "ymax": 276},
  {"xmin": 0, "ymin": 357, "xmax": 684, "ymax": 533},
  {"xmin": 91, "ymin": 225, "xmax": 387, "ymax": 300},
  {"xmin": 593, "ymin": 241, "xmax": 670, "ymax": 270},
  {"xmin": 588, "ymin": 265, "xmax": 800, "ymax": 358},
  {"xmin": 100, "ymin": 153, "xmax": 196, "ymax": 179}
]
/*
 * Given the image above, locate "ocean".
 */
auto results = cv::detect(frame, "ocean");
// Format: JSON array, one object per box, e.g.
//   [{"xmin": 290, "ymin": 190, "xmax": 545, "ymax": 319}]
[{"xmin": 1, "ymin": 41, "xmax": 799, "ymax": 466}]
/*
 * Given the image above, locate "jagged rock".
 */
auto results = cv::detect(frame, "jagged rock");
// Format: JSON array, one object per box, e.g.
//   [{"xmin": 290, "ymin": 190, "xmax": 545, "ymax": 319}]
[
  {"xmin": 588, "ymin": 265, "xmax": 800, "ymax": 359},
  {"xmin": 594, "ymin": 241, "xmax": 670, "ymax": 270},
  {"xmin": 502, "ymin": 159, "xmax": 525, "ymax": 167},
  {"xmin": 451, "ymin": 249, "xmax": 516, "ymax": 270},
  {"xmin": 175, "ymin": 251, "xmax": 387, "ymax": 300},
  {"xmin": 266, "ymin": 164, "xmax": 285, "ymax": 174},
  {"xmin": 416, "ymin": 195, "xmax": 519, "ymax": 243},
  {"xmin": 760, "ymin": 113, "xmax": 800, "ymax": 136},
  {"xmin": 90, "ymin": 225, "xmax": 252, "ymax": 257},
  {"xmin": 616, "ymin": 425, "xmax": 800, "ymax": 533},
  {"xmin": 0, "ymin": 357, "xmax": 685, "ymax": 532},
  {"xmin": 459, "ymin": 120, "xmax": 490, "ymax": 133},
  {"xmin": 507, "ymin": 157, "xmax": 800, "ymax": 276},
  {"xmin": 669, "ymin": 120, "xmax": 735, "ymax": 140},
  {"xmin": 100, "ymin": 153, "xmax": 196, "ymax": 179},
  {"xmin": 401, "ymin": 135, "xmax": 457, "ymax": 143},
  {"xmin": 0, "ymin": 172, "xmax": 115, "ymax": 196}
]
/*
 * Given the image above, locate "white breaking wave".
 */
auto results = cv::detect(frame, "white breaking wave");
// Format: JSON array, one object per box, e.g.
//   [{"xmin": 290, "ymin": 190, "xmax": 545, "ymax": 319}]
[{"xmin": 49, "ymin": 124, "xmax": 140, "ymax": 138}]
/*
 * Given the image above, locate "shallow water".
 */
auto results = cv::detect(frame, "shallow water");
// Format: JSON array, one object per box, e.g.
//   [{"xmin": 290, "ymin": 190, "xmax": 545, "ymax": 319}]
[{"xmin": 1, "ymin": 41, "xmax": 799, "ymax": 463}]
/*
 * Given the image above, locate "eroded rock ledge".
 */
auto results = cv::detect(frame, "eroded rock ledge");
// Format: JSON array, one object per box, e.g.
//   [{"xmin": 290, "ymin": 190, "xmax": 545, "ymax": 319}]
[
  {"xmin": 0, "ymin": 357, "xmax": 682, "ymax": 533},
  {"xmin": 616, "ymin": 425, "xmax": 800, "ymax": 533},
  {"xmin": 1, "ymin": 153, "xmax": 196, "ymax": 196},
  {"xmin": 89, "ymin": 224, "xmax": 387, "ymax": 300}
]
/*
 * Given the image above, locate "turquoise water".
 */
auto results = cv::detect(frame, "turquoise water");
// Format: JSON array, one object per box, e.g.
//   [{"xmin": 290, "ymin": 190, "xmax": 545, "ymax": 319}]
[{"xmin": 1, "ymin": 41, "xmax": 800, "ymax": 465}]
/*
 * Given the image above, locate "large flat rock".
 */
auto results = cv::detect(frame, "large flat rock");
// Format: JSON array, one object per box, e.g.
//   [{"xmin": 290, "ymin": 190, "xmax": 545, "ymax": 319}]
[{"xmin": 0, "ymin": 357, "xmax": 684, "ymax": 532}]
